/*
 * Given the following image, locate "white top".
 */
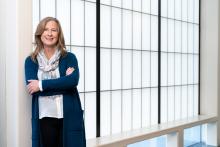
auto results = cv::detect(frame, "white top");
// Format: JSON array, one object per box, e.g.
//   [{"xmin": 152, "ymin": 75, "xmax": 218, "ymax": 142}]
[{"xmin": 38, "ymin": 68, "xmax": 63, "ymax": 119}]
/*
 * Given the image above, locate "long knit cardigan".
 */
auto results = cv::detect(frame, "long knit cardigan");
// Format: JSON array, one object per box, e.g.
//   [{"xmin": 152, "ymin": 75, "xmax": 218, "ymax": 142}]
[{"xmin": 25, "ymin": 52, "xmax": 86, "ymax": 147}]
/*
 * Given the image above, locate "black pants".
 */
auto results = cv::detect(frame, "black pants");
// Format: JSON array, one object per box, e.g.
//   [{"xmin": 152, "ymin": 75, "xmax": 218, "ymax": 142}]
[{"xmin": 40, "ymin": 117, "xmax": 63, "ymax": 147}]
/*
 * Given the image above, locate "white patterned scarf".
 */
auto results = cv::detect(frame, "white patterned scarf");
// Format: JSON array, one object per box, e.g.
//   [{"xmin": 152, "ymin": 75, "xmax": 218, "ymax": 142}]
[
  {"xmin": 37, "ymin": 49, "xmax": 61, "ymax": 80},
  {"xmin": 37, "ymin": 49, "xmax": 62, "ymax": 99}
]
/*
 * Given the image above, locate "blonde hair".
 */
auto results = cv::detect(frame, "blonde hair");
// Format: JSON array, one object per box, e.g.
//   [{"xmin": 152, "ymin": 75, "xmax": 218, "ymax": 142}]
[{"xmin": 31, "ymin": 17, "xmax": 67, "ymax": 61}]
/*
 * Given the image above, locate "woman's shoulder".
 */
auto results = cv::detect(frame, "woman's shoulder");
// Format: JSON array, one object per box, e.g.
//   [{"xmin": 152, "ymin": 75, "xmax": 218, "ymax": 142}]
[
  {"xmin": 63, "ymin": 52, "xmax": 77, "ymax": 61},
  {"xmin": 25, "ymin": 56, "xmax": 37, "ymax": 66}
]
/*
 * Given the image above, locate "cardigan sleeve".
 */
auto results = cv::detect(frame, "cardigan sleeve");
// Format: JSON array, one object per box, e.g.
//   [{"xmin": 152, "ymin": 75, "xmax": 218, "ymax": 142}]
[
  {"xmin": 24, "ymin": 56, "xmax": 38, "ymax": 85},
  {"xmin": 41, "ymin": 52, "xmax": 79, "ymax": 92},
  {"xmin": 24, "ymin": 56, "xmax": 72, "ymax": 96}
]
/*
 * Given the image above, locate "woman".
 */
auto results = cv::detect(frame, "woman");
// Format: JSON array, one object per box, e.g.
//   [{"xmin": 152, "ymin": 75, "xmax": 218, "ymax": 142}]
[{"xmin": 25, "ymin": 17, "xmax": 86, "ymax": 147}]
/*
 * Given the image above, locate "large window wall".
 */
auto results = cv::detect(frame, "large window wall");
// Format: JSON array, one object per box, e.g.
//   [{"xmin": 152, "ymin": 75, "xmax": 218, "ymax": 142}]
[
  {"xmin": 160, "ymin": 0, "xmax": 199, "ymax": 123},
  {"xmin": 100, "ymin": 0, "xmax": 159, "ymax": 136},
  {"xmin": 33, "ymin": 0, "xmax": 199, "ymax": 139}
]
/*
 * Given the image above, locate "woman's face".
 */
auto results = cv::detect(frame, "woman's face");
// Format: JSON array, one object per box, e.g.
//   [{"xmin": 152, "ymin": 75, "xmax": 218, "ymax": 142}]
[{"xmin": 41, "ymin": 20, "xmax": 59, "ymax": 48}]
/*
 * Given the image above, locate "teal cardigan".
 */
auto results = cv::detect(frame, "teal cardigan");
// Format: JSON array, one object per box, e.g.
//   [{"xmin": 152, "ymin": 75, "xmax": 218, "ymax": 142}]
[{"xmin": 25, "ymin": 52, "xmax": 86, "ymax": 147}]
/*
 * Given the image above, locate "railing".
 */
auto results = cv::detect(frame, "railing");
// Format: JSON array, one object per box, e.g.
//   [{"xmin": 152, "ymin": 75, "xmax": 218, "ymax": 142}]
[{"xmin": 87, "ymin": 115, "xmax": 218, "ymax": 147}]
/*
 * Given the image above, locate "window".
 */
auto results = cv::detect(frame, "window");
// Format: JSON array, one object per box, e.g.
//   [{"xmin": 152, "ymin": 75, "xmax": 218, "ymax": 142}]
[{"xmin": 33, "ymin": 0, "xmax": 199, "ymax": 139}]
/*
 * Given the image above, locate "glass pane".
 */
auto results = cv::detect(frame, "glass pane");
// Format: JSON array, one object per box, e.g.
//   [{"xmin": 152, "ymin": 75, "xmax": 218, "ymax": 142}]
[
  {"xmin": 112, "ymin": 0, "xmax": 122, "ymax": 7},
  {"xmin": 33, "ymin": 0, "xmax": 39, "ymax": 41},
  {"xmin": 112, "ymin": 49, "xmax": 122, "ymax": 90},
  {"xmin": 182, "ymin": 54, "xmax": 188, "ymax": 85},
  {"xmin": 101, "ymin": 92, "xmax": 111, "ymax": 136},
  {"xmin": 168, "ymin": 53, "xmax": 174, "ymax": 86},
  {"xmin": 188, "ymin": 0, "xmax": 194, "ymax": 23},
  {"xmin": 40, "ymin": 0, "xmax": 55, "ymax": 18},
  {"xmin": 194, "ymin": 85, "xmax": 198, "ymax": 115},
  {"xmin": 132, "ymin": 89, "xmax": 141, "ymax": 129},
  {"xmin": 194, "ymin": 25, "xmax": 199, "ymax": 53},
  {"xmin": 161, "ymin": 18, "xmax": 167, "ymax": 52},
  {"xmin": 175, "ymin": 86, "xmax": 181, "ymax": 120},
  {"xmin": 133, "ymin": 12, "xmax": 141, "ymax": 50},
  {"xmin": 112, "ymin": 91, "xmax": 122, "ymax": 134},
  {"xmin": 101, "ymin": 49, "xmax": 111, "ymax": 90},
  {"xmin": 151, "ymin": 52, "xmax": 158, "ymax": 87},
  {"xmin": 112, "ymin": 7, "xmax": 122, "ymax": 49},
  {"xmin": 151, "ymin": 88, "xmax": 158, "ymax": 125},
  {"xmin": 142, "ymin": 0, "xmax": 151, "ymax": 14},
  {"xmin": 161, "ymin": 0, "xmax": 167, "ymax": 17},
  {"xmin": 151, "ymin": 0, "xmax": 158, "ymax": 15},
  {"xmin": 142, "ymin": 14, "xmax": 151, "ymax": 51},
  {"xmin": 188, "ymin": 24, "xmax": 194, "ymax": 53},
  {"xmin": 122, "ymin": 0, "xmax": 132, "ymax": 10},
  {"xmin": 194, "ymin": 55, "xmax": 199, "ymax": 83},
  {"xmin": 161, "ymin": 53, "xmax": 168, "ymax": 87},
  {"xmin": 122, "ymin": 90, "xmax": 132, "ymax": 131},
  {"xmin": 142, "ymin": 51, "xmax": 151, "ymax": 87},
  {"xmin": 85, "ymin": 92, "xmax": 96, "ymax": 139},
  {"xmin": 85, "ymin": 47, "xmax": 96, "ymax": 91},
  {"xmin": 161, "ymin": 87, "xmax": 168, "ymax": 123},
  {"xmin": 182, "ymin": 86, "xmax": 187, "ymax": 118},
  {"xmin": 87, "ymin": 0, "xmax": 96, "ymax": 2},
  {"xmin": 133, "ymin": 51, "xmax": 141, "ymax": 88},
  {"xmin": 182, "ymin": 22, "xmax": 187, "ymax": 53},
  {"xmin": 188, "ymin": 54, "xmax": 194, "ymax": 84},
  {"xmin": 151, "ymin": 16, "xmax": 158, "ymax": 51},
  {"xmin": 168, "ymin": 87, "xmax": 175, "ymax": 121},
  {"xmin": 168, "ymin": 20, "xmax": 174, "ymax": 53},
  {"xmin": 133, "ymin": 0, "xmax": 141, "ymax": 12},
  {"xmin": 71, "ymin": 47, "xmax": 84, "ymax": 93},
  {"xmin": 182, "ymin": 0, "xmax": 187, "ymax": 21},
  {"xmin": 194, "ymin": 0, "xmax": 199, "ymax": 23},
  {"xmin": 57, "ymin": 0, "xmax": 70, "ymax": 45},
  {"xmin": 142, "ymin": 88, "xmax": 151, "ymax": 127},
  {"xmin": 85, "ymin": 2, "xmax": 96, "ymax": 47},
  {"xmin": 168, "ymin": 0, "xmax": 174, "ymax": 19},
  {"xmin": 188, "ymin": 85, "xmax": 194, "ymax": 117},
  {"xmin": 123, "ymin": 10, "xmax": 132, "ymax": 49},
  {"xmin": 101, "ymin": 0, "xmax": 110, "ymax": 5},
  {"xmin": 101, "ymin": 5, "xmax": 111, "ymax": 48},
  {"xmin": 175, "ymin": 0, "xmax": 181, "ymax": 20},
  {"xmin": 175, "ymin": 54, "xmax": 181, "ymax": 85},
  {"xmin": 71, "ymin": 0, "xmax": 84, "ymax": 45},
  {"xmin": 175, "ymin": 21, "xmax": 181, "ymax": 53},
  {"xmin": 122, "ymin": 50, "xmax": 132, "ymax": 89}
]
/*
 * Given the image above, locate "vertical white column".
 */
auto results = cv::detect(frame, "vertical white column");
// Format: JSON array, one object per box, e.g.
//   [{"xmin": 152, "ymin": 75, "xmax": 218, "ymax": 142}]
[
  {"xmin": 166, "ymin": 132, "xmax": 178, "ymax": 147},
  {"xmin": 218, "ymin": 0, "xmax": 220, "ymax": 145},
  {"xmin": 200, "ymin": 0, "xmax": 220, "ymax": 145},
  {"xmin": 1, "ymin": 0, "xmax": 32, "ymax": 146},
  {"xmin": 206, "ymin": 122, "xmax": 218, "ymax": 146},
  {"xmin": 0, "ymin": 0, "xmax": 7, "ymax": 147},
  {"xmin": 17, "ymin": 0, "xmax": 33, "ymax": 146},
  {"xmin": 5, "ymin": 0, "xmax": 19, "ymax": 146}
]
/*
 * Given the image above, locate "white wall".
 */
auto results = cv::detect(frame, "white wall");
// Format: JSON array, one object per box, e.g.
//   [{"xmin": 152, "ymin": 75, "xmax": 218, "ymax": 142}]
[
  {"xmin": 200, "ymin": 0, "xmax": 219, "ymax": 116},
  {"xmin": 0, "ymin": 0, "xmax": 7, "ymax": 146},
  {"xmin": 200, "ymin": 0, "xmax": 220, "ymax": 145},
  {"xmin": 0, "ymin": 0, "xmax": 32, "ymax": 147},
  {"xmin": 218, "ymin": 0, "xmax": 220, "ymax": 144}
]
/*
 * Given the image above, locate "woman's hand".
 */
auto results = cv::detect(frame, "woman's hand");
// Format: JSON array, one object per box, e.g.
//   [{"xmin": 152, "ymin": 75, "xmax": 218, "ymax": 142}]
[
  {"xmin": 66, "ymin": 67, "xmax": 75, "ymax": 76},
  {"xmin": 27, "ymin": 80, "xmax": 40, "ymax": 94}
]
